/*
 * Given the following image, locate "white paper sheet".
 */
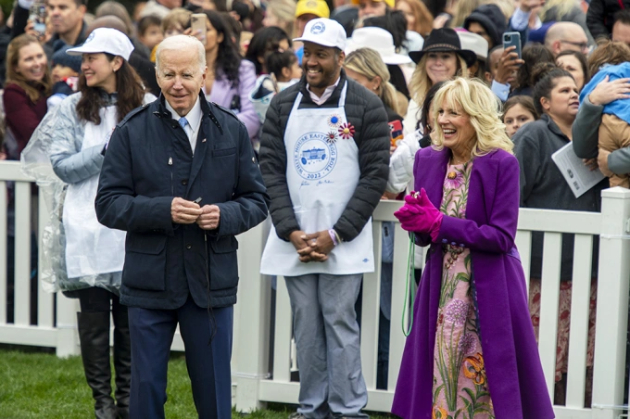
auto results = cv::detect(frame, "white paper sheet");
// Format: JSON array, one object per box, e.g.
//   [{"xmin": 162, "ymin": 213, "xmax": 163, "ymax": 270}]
[{"xmin": 551, "ymin": 142, "xmax": 605, "ymax": 198}]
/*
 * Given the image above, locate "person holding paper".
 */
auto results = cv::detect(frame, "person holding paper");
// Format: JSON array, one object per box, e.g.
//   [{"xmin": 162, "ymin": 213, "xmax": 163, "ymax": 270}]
[
  {"xmin": 512, "ymin": 64, "xmax": 604, "ymax": 405},
  {"xmin": 392, "ymin": 78, "xmax": 553, "ymax": 419}
]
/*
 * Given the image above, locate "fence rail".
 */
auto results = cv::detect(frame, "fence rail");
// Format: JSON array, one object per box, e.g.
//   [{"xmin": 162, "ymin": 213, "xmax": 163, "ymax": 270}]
[{"xmin": 1, "ymin": 161, "xmax": 629, "ymax": 417}]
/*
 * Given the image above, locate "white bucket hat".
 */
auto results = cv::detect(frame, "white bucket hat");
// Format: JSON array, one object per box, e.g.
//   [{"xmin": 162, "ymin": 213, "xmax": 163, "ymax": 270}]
[
  {"xmin": 345, "ymin": 27, "xmax": 411, "ymax": 65},
  {"xmin": 67, "ymin": 28, "xmax": 134, "ymax": 61},
  {"xmin": 457, "ymin": 31, "xmax": 488, "ymax": 62},
  {"xmin": 293, "ymin": 18, "xmax": 347, "ymax": 50}
]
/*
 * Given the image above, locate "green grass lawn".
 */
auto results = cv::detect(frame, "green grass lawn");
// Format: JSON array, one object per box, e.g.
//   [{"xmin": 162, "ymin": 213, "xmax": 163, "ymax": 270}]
[{"xmin": 0, "ymin": 347, "xmax": 394, "ymax": 419}]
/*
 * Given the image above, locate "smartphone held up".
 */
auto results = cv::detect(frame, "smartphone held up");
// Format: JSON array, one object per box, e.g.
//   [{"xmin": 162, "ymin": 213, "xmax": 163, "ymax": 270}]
[
  {"xmin": 29, "ymin": 0, "xmax": 47, "ymax": 37},
  {"xmin": 502, "ymin": 31, "xmax": 522, "ymax": 60},
  {"xmin": 190, "ymin": 13, "xmax": 207, "ymax": 44}
]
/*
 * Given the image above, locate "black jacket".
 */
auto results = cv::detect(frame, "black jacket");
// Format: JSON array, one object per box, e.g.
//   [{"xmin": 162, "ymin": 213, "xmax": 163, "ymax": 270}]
[
  {"xmin": 259, "ymin": 70, "xmax": 390, "ymax": 242},
  {"xmin": 95, "ymin": 94, "xmax": 269, "ymax": 309},
  {"xmin": 586, "ymin": 0, "xmax": 630, "ymax": 39}
]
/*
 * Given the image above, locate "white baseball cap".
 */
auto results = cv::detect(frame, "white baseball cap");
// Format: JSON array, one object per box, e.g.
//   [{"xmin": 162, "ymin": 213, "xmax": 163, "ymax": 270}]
[
  {"xmin": 346, "ymin": 27, "xmax": 411, "ymax": 65},
  {"xmin": 457, "ymin": 31, "xmax": 488, "ymax": 62},
  {"xmin": 67, "ymin": 28, "xmax": 134, "ymax": 61},
  {"xmin": 294, "ymin": 18, "xmax": 346, "ymax": 51}
]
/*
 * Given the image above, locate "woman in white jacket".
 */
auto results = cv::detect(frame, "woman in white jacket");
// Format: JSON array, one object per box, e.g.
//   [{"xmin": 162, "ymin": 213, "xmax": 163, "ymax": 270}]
[
  {"xmin": 48, "ymin": 28, "xmax": 155, "ymax": 419},
  {"xmin": 388, "ymin": 28, "xmax": 475, "ymax": 194},
  {"xmin": 388, "ymin": 81, "xmax": 446, "ymax": 193}
]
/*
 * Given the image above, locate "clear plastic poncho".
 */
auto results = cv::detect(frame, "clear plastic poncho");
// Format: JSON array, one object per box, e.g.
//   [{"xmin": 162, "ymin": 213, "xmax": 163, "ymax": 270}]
[{"xmin": 21, "ymin": 97, "xmax": 122, "ymax": 294}]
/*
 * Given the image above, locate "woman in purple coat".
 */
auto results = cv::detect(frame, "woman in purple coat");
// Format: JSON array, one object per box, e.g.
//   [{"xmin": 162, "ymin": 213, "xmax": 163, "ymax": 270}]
[{"xmin": 392, "ymin": 78, "xmax": 555, "ymax": 419}]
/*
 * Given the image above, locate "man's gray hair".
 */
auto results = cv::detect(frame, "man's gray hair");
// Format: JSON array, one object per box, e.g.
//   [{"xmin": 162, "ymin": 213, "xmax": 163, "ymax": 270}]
[{"xmin": 155, "ymin": 35, "xmax": 206, "ymax": 75}]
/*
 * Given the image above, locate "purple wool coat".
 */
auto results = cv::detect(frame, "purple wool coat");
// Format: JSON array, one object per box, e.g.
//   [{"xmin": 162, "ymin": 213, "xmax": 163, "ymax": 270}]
[{"xmin": 391, "ymin": 146, "xmax": 555, "ymax": 419}]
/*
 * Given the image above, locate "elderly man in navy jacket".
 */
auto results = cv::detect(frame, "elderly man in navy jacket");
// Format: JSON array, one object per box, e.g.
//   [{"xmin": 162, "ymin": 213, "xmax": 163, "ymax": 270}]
[{"xmin": 95, "ymin": 35, "xmax": 268, "ymax": 418}]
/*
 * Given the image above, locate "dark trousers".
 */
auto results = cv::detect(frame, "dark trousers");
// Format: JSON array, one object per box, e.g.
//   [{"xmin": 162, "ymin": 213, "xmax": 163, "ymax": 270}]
[{"xmin": 127, "ymin": 296, "xmax": 233, "ymax": 419}]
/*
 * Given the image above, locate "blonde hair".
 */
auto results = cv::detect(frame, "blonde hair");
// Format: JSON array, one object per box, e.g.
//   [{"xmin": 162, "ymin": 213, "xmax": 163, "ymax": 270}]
[
  {"xmin": 162, "ymin": 8, "xmax": 192, "ymax": 33},
  {"xmin": 408, "ymin": 53, "xmax": 469, "ymax": 105},
  {"xmin": 431, "ymin": 77, "xmax": 514, "ymax": 156},
  {"xmin": 344, "ymin": 48, "xmax": 403, "ymax": 115},
  {"xmin": 482, "ymin": 0, "xmax": 514, "ymax": 21},
  {"xmin": 540, "ymin": 0, "xmax": 579, "ymax": 22},
  {"xmin": 447, "ymin": 0, "xmax": 480, "ymax": 28},
  {"xmin": 267, "ymin": 0, "xmax": 296, "ymax": 37}
]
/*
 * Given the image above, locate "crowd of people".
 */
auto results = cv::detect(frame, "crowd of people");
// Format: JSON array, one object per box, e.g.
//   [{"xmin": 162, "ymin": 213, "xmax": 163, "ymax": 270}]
[{"xmin": 2, "ymin": 0, "xmax": 629, "ymax": 416}]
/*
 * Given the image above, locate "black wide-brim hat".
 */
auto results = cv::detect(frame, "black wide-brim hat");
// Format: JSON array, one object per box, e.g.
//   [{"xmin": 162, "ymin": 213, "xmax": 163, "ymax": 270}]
[{"xmin": 409, "ymin": 28, "xmax": 477, "ymax": 67}]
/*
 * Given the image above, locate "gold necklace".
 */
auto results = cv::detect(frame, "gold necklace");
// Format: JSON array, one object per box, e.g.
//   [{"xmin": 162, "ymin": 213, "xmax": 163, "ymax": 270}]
[{"xmin": 450, "ymin": 158, "xmax": 469, "ymax": 165}]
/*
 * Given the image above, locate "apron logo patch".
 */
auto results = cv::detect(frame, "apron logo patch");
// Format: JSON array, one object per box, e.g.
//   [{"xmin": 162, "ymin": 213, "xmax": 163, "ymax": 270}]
[{"xmin": 294, "ymin": 132, "xmax": 337, "ymax": 180}]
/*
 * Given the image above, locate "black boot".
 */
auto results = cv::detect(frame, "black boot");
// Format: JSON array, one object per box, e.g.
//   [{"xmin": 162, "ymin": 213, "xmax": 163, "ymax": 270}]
[
  {"xmin": 112, "ymin": 305, "xmax": 131, "ymax": 419},
  {"xmin": 77, "ymin": 311, "xmax": 117, "ymax": 419}
]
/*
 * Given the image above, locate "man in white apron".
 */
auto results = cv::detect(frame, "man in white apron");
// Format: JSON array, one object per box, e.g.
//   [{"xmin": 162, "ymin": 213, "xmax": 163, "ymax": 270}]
[{"xmin": 259, "ymin": 18, "xmax": 391, "ymax": 418}]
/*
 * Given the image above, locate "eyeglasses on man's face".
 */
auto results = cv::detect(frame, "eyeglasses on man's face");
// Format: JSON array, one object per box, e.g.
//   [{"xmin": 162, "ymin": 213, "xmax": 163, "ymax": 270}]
[{"xmin": 560, "ymin": 39, "xmax": 589, "ymax": 52}]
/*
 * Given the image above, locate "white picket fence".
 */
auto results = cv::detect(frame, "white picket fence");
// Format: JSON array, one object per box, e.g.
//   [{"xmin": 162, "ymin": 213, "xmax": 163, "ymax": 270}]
[{"xmin": 1, "ymin": 159, "xmax": 630, "ymax": 417}]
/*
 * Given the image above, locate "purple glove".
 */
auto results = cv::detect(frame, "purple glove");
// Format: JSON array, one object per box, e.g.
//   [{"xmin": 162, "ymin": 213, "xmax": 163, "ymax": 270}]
[
  {"xmin": 393, "ymin": 191, "xmax": 423, "ymax": 225},
  {"xmin": 394, "ymin": 189, "xmax": 443, "ymax": 240}
]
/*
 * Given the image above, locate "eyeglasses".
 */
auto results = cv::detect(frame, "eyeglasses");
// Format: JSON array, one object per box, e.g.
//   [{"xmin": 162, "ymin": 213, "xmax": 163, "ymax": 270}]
[{"xmin": 560, "ymin": 40, "xmax": 589, "ymax": 52}]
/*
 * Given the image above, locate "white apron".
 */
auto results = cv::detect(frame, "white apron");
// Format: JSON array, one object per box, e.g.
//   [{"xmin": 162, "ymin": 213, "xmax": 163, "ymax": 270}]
[
  {"xmin": 63, "ymin": 106, "xmax": 126, "ymax": 278},
  {"xmin": 260, "ymin": 82, "xmax": 374, "ymax": 276}
]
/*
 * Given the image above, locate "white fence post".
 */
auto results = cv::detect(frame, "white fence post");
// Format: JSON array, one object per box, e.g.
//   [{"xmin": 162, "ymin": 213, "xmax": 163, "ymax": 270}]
[
  {"xmin": 360, "ymin": 219, "xmax": 382, "ymax": 391},
  {"xmin": 233, "ymin": 224, "xmax": 270, "ymax": 411},
  {"xmin": 0, "ymin": 180, "xmax": 6, "ymax": 326},
  {"xmin": 55, "ymin": 293, "xmax": 80, "ymax": 357},
  {"xmin": 591, "ymin": 187, "xmax": 630, "ymax": 419},
  {"xmin": 13, "ymin": 181, "xmax": 31, "ymax": 327}
]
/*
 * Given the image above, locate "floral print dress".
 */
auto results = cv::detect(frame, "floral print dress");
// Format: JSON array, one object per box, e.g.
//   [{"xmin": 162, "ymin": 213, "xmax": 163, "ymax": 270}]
[{"xmin": 432, "ymin": 162, "xmax": 495, "ymax": 419}]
